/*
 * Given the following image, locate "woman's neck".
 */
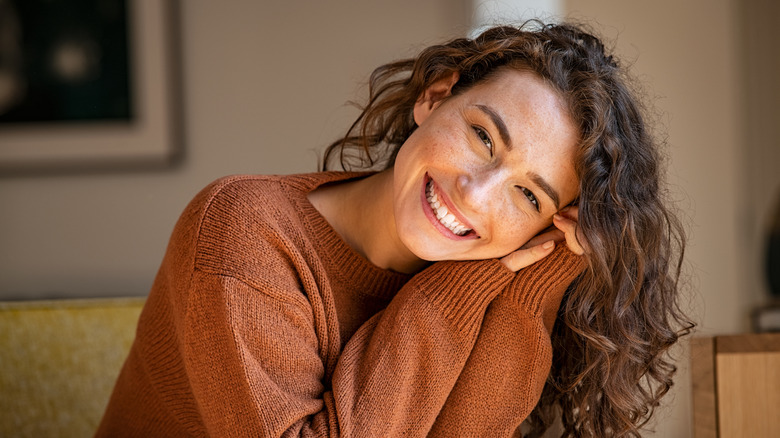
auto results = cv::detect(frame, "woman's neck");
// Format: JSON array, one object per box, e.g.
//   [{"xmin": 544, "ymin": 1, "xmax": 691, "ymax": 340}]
[{"xmin": 308, "ymin": 169, "xmax": 428, "ymax": 274}]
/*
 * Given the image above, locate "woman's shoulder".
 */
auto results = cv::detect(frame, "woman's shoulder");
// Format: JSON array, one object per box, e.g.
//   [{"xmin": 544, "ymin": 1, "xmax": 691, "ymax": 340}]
[
  {"xmin": 196, "ymin": 173, "xmax": 293, "ymax": 211},
  {"xmin": 195, "ymin": 171, "xmax": 370, "ymax": 210},
  {"xmin": 171, "ymin": 171, "xmax": 368, "ymax": 280},
  {"xmin": 174, "ymin": 174, "xmax": 292, "ymax": 235},
  {"xmin": 186, "ymin": 172, "xmax": 344, "ymax": 238}
]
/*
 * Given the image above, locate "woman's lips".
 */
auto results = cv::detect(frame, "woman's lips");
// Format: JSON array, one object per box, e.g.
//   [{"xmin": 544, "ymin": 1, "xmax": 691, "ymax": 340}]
[{"xmin": 421, "ymin": 173, "xmax": 479, "ymax": 240}]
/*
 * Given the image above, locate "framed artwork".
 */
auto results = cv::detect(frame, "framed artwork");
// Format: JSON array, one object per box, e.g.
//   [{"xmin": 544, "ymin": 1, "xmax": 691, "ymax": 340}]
[{"xmin": 0, "ymin": 0, "xmax": 180, "ymax": 173}]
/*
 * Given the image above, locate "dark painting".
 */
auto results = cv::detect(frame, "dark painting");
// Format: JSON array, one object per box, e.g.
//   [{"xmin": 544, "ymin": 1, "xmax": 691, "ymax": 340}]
[{"xmin": 0, "ymin": 0, "xmax": 132, "ymax": 124}]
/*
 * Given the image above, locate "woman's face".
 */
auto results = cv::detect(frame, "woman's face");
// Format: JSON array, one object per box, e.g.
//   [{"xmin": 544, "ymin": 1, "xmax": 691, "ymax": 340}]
[{"xmin": 392, "ymin": 68, "xmax": 580, "ymax": 262}]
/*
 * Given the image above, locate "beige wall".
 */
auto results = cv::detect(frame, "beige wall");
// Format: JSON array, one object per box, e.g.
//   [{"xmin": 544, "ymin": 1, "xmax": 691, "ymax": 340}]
[
  {"xmin": 0, "ymin": 0, "xmax": 471, "ymax": 299},
  {"xmin": 562, "ymin": 2, "xmax": 744, "ymax": 316},
  {"xmin": 2, "ymin": 0, "xmax": 772, "ymax": 436},
  {"xmin": 562, "ymin": 0, "xmax": 758, "ymax": 436},
  {"xmin": 741, "ymin": 0, "xmax": 780, "ymax": 322}
]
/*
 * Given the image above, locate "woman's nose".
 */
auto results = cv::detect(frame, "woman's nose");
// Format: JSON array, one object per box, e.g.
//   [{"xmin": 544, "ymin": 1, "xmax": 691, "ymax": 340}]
[{"xmin": 456, "ymin": 171, "xmax": 504, "ymax": 211}]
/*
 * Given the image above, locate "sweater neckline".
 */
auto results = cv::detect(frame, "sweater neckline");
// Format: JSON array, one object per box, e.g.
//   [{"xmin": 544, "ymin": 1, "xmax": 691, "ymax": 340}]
[{"xmin": 284, "ymin": 172, "xmax": 413, "ymax": 299}]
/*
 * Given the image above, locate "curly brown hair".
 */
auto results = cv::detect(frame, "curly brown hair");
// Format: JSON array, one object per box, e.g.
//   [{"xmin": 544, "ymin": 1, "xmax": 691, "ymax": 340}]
[{"xmin": 323, "ymin": 21, "xmax": 694, "ymax": 437}]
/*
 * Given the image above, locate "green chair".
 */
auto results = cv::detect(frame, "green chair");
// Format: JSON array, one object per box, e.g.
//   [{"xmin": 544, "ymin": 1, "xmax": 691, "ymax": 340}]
[{"xmin": 0, "ymin": 298, "xmax": 144, "ymax": 437}]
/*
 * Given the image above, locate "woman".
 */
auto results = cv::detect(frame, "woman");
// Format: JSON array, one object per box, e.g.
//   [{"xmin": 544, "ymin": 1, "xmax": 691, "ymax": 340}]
[{"xmin": 98, "ymin": 21, "xmax": 692, "ymax": 437}]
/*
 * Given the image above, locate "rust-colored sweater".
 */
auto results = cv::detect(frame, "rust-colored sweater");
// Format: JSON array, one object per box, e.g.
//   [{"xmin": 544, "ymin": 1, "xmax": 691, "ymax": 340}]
[{"xmin": 97, "ymin": 172, "xmax": 584, "ymax": 437}]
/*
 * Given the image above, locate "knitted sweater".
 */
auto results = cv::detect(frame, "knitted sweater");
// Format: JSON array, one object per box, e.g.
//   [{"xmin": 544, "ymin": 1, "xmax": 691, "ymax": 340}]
[{"xmin": 96, "ymin": 172, "xmax": 584, "ymax": 437}]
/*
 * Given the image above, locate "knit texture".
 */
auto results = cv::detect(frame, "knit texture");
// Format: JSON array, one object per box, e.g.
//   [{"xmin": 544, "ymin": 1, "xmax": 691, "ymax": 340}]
[{"xmin": 96, "ymin": 172, "xmax": 585, "ymax": 437}]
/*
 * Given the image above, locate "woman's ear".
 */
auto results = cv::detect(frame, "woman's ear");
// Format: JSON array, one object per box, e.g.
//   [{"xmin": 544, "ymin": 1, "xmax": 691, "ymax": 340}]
[{"xmin": 413, "ymin": 72, "xmax": 459, "ymax": 125}]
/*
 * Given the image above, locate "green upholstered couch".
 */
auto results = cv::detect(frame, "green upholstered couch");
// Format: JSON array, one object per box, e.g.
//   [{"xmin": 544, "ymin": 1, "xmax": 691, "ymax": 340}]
[{"xmin": 0, "ymin": 298, "xmax": 144, "ymax": 437}]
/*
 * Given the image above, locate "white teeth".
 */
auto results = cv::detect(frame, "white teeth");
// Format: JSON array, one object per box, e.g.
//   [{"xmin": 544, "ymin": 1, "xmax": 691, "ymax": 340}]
[{"xmin": 425, "ymin": 180, "xmax": 472, "ymax": 236}]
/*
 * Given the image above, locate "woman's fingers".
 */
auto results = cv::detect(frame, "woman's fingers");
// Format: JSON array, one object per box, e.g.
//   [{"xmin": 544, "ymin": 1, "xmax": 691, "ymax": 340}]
[
  {"xmin": 521, "ymin": 226, "xmax": 565, "ymax": 250},
  {"xmin": 500, "ymin": 240, "xmax": 556, "ymax": 271},
  {"xmin": 553, "ymin": 207, "xmax": 586, "ymax": 255},
  {"xmin": 503, "ymin": 206, "xmax": 586, "ymax": 272}
]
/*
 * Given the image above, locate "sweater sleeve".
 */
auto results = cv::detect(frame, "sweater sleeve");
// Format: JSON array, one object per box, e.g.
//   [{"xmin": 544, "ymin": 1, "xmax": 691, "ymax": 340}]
[
  {"xmin": 183, "ymin": 257, "xmax": 515, "ymax": 437},
  {"xmin": 428, "ymin": 246, "xmax": 585, "ymax": 437},
  {"xmin": 330, "ymin": 258, "xmax": 516, "ymax": 436}
]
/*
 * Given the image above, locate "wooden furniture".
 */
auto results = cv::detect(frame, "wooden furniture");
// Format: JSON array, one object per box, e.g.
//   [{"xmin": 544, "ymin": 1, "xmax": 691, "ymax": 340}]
[{"xmin": 691, "ymin": 333, "xmax": 780, "ymax": 437}]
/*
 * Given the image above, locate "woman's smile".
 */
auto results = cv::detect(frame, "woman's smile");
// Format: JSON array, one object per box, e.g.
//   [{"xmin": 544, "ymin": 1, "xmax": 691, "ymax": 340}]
[{"xmin": 422, "ymin": 173, "xmax": 479, "ymax": 240}]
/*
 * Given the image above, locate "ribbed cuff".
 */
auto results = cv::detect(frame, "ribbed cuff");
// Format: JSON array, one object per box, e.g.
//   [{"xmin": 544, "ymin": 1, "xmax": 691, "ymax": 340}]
[
  {"xmin": 412, "ymin": 259, "xmax": 515, "ymax": 334},
  {"xmin": 504, "ymin": 246, "xmax": 586, "ymax": 316}
]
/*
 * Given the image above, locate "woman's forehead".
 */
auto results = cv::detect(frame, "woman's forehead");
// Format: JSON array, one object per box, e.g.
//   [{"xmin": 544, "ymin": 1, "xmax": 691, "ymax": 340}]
[{"xmin": 460, "ymin": 70, "xmax": 574, "ymax": 138}]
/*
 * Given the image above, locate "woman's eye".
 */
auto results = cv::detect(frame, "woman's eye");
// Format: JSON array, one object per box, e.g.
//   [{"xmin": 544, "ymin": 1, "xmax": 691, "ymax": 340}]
[
  {"xmin": 473, "ymin": 126, "xmax": 493, "ymax": 155},
  {"xmin": 520, "ymin": 187, "xmax": 539, "ymax": 211}
]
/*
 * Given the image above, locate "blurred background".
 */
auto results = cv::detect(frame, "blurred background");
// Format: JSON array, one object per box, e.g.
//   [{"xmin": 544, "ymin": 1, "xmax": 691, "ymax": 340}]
[{"xmin": 1, "ymin": 0, "xmax": 778, "ymax": 436}]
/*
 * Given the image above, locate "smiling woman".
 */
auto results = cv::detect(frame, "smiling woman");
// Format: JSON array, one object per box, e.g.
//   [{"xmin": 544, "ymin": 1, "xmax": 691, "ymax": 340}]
[
  {"xmin": 391, "ymin": 69, "xmax": 579, "ymax": 266},
  {"xmin": 97, "ymin": 21, "xmax": 692, "ymax": 438}
]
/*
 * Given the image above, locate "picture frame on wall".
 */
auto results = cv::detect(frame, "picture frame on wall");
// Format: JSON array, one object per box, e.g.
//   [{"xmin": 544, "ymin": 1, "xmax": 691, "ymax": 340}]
[{"xmin": 0, "ymin": 0, "xmax": 180, "ymax": 173}]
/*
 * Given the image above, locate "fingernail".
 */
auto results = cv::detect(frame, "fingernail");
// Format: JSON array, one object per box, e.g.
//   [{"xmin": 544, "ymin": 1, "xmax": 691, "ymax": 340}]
[
  {"xmin": 543, "ymin": 240, "xmax": 554, "ymax": 249},
  {"xmin": 553, "ymin": 214, "xmax": 562, "ymax": 221},
  {"xmin": 560, "ymin": 206, "xmax": 571, "ymax": 213}
]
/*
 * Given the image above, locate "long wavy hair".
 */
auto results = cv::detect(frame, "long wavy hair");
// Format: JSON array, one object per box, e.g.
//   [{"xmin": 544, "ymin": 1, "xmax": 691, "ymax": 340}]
[{"xmin": 323, "ymin": 21, "xmax": 694, "ymax": 437}]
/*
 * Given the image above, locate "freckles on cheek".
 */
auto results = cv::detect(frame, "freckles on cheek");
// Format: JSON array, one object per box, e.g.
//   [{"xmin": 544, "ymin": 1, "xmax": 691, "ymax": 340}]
[
  {"xmin": 504, "ymin": 215, "xmax": 547, "ymax": 248},
  {"xmin": 428, "ymin": 124, "xmax": 464, "ymax": 154}
]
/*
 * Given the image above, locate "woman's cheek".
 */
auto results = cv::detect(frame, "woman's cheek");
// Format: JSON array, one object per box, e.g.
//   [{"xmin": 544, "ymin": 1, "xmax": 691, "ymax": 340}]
[{"xmin": 506, "ymin": 217, "xmax": 545, "ymax": 253}]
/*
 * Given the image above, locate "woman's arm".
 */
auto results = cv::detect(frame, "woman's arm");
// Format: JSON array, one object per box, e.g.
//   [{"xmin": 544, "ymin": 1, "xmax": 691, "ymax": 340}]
[
  {"xmin": 182, "ymin": 257, "xmax": 517, "ymax": 437},
  {"xmin": 330, "ymin": 258, "xmax": 517, "ymax": 436},
  {"xmin": 429, "ymin": 246, "xmax": 585, "ymax": 436}
]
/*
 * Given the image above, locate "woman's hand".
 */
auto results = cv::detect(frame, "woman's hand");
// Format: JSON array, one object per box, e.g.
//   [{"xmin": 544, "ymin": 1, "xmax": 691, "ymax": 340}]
[
  {"xmin": 500, "ymin": 206, "xmax": 586, "ymax": 271},
  {"xmin": 553, "ymin": 206, "xmax": 586, "ymax": 255}
]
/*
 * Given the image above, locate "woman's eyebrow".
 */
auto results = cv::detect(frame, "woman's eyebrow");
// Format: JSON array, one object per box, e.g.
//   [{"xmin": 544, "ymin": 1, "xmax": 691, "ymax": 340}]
[
  {"xmin": 475, "ymin": 104, "xmax": 512, "ymax": 150},
  {"xmin": 474, "ymin": 104, "xmax": 560, "ymax": 210},
  {"xmin": 528, "ymin": 171, "xmax": 561, "ymax": 210}
]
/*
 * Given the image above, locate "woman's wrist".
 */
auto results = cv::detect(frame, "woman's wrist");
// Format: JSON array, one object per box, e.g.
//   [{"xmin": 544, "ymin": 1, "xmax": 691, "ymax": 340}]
[
  {"xmin": 410, "ymin": 259, "xmax": 515, "ymax": 332},
  {"xmin": 502, "ymin": 245, "xmax": 586, "ymax": 315}
]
